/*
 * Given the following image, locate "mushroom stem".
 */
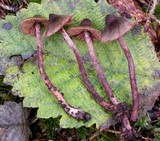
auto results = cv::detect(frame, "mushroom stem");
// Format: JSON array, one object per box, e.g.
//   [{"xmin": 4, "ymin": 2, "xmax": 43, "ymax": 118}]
[
  {"xmin": 35, "ymin": 22, "xmax": 91, "ymax": 122},
  {"xmin": 120, "ymin": 114, "xmax": 134, "ymax": 141},
  {"xmin": 84, "ymin": 31, "xmax": 119, "ymax": 105},
  {"xmin": 117, "ymin": 36, "xmax": 139, "ymax": 122},
  {"xmin": 60, "ymin": 27, "xmax": 116, "ymax": 112}
]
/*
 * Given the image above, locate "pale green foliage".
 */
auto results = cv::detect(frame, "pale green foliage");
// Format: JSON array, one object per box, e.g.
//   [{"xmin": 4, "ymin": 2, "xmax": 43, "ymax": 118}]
[{"xmin": 0, "ymin": 0, "xmax": 159, "ymax": 128}]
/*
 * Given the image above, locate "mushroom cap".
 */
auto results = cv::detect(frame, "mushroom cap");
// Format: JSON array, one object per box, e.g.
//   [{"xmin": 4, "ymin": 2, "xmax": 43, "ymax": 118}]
[
  {"xmin": 20, "ymin": 16, "xmax": 49, "ymax": 36},
  {"xmin": 67, "ymin": 18, "xmax": 101, "ymax": 41},
  {"xmin": 101, "ymin": 14, "xmax": 135, "ymax": 43},
  {"xmin": 44, "ymin": 14, "xmax": 73, "ymax": 37}
]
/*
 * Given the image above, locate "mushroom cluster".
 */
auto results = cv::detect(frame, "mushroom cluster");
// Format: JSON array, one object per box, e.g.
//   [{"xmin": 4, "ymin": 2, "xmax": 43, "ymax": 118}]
[
  {"xmin": 67, "ymin": 18, "xmax": 119, "ymax": 106},
  {"xmin": 20, "ymin": 13, "xmax": 139, "ymax": 140},
  {"xmin": 20, "ymin": 15, "xmax": 91, "ymax": 122}
]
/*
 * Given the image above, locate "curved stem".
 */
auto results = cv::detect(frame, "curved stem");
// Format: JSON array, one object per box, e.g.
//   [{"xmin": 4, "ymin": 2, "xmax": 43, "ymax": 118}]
[
  {"xmin": 60, "ymin": 28, "xmax": 116, "ymax": 112},
  {"xmin": 84, "ymin": 31, "xmax": 119, "ymax": 105},
  {"xmin": 118, "ymin": 36, "xmax": 139, "ymax": 122},
  {"xmin": 35, "ymin": 23, "xmax": 91, "ymax": 122}
]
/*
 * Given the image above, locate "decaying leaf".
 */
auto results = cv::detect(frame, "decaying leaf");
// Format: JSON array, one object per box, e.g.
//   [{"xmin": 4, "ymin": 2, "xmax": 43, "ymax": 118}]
[
  {"xmin": 0, "ymin": 0, "xmax": 160, "ymax": 128},
  {"xmin": 139, "ymin": 82, "xmax": 160, "ymax": 118},
  {"xmin": 0, "ymin": 101, "xmax": 30, "ymax": 141},
  {"xmin": 99, "ymin": 117, "xmax": 119, "ymax": 131}
]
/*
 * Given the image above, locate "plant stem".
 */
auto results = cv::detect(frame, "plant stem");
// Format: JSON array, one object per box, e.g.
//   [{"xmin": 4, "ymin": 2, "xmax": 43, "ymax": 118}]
[
  {"xmin": 60, "ymin": 28, "xmax": 116, "ymax": 112},
  {"xmin": 35, "ymin": 22, "xmax": 91, "ymax": 122},
  {"xmin": 84, "ymin": 31, "xmax": 119, "ymax": 105},
  {"xmin": 118, "ymin": 36, "xmax": 139, "ymax": 122}
]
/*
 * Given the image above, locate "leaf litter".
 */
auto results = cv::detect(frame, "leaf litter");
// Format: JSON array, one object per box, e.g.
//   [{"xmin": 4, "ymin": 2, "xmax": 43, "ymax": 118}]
[{"xmin": 0, "ymin": 101, "xmax": 30, "ymax": 141}]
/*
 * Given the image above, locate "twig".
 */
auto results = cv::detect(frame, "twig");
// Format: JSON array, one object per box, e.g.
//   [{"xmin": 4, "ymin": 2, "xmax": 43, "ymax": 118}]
[
  {"xmin": 89, "ymin": 129, "xmax": 120, "ymax": 141},
  {"xmin": 141, "ymin": 136, "xmax": 154, "ymax": 141},
  {"xmin": 149, "ymin": 0, "xmax": 158, "ymax": 15},
  {"xmin": 0, "ymin": 3, "xmax": 18, "ymax": 12},
  {"xmin": 144, "ymin": 0, "xmax": 159, "ymax": 31}
]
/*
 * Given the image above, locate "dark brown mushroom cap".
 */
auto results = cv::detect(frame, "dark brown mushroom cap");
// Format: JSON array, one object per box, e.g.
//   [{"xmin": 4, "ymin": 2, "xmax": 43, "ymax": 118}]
[
  {"xmin": 67, "ymin": 18, "xmax": 101, "ymax": 41},
  {"xmin": 20, "ymin": 16, "xmax": 49, "ymax": 36},
  {"xmin": 44, "ymin": 14, "xmax": 73, "ymax": 37},
  {"xmin": 101, "ymin": 14, "xmax": 135, "ymax": 43}
]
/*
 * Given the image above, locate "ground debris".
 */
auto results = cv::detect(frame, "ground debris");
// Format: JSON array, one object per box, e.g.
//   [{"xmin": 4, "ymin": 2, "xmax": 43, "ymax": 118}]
[
  {"xmin": 0, "ymin": 101, "xmax": 30, "ymax": 141},
  {"xmin": 139, "ymin": 82, "xmax": 160, "ymax": 118}
]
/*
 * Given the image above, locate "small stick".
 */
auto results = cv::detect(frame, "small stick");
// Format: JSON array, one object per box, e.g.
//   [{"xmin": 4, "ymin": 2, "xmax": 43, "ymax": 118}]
[
  {"xmin": 118, "ymin": 37, "xmax": 139, "ymax": 122},
  {"xmin": 35, "ymin": 22, "xmax": 91, "ymax": 121},
  {"xmin": 144, "ymin": 0, "xmax": 159, "ymax": 31},
  {"xmin": 0, "ymin": 3, "xmax": 18, "ymax": 12},
  {"xmin": 89, "ymin": 129, "xmax": 120, "ymax": 141},
  {"xmin": 84, "ymin": 31, "xmax": 119, "ymax": 105},
  {"xmin": 60, "ymin": 28, "xmax": 116, "ymax": 112},
  {"xmin": 149, "ymin": 0, "xmax": 158, "ymax": 15}
]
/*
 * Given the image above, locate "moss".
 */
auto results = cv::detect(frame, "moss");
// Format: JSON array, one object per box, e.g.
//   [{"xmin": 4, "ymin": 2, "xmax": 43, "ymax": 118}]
[{"xmin": 155, "ymin": 4, "xmax": 160, "ymax": 19}]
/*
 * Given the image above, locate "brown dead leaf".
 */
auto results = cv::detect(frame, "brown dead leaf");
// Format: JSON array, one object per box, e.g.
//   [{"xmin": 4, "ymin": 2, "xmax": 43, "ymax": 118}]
[
  {"xmin": 139, "ymin": 82, "xmax": 160, "ymax": 118},
  {"xmin": 0, "ymin": 101, "xmax": 30, "ymax": 141}
]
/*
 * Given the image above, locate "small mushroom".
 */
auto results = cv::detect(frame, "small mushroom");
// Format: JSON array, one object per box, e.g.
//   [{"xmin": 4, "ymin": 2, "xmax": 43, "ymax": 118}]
[
  {"xmin": 20, "ymin": 16, "xmax": 49, "ymax": 36},
  {"xmin": 45, "ymin": 14, "xmax": 116, "ymax": 112},
  {"xmin": 20, "ymin": 16, "xmax": 91, "ymax": 122},
  {"xmin": 44, "ymin": 13, "xmax": 73, "ymax": 37},
  {"xmin": 67, "ymin": 18, "xmax": 119, "ymax": 105},
  {"xmin": 101, "ymin": 14, "xmax": 138, "ymax": 122},
  {"xmin": 67, "ymin": 18, "xmax": 101, "ymax": 41}
]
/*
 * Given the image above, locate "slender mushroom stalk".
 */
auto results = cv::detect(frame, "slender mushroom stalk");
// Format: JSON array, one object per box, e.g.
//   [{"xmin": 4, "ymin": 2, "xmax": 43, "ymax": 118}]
[
  {"xmin": 20, "ymin": 16, "xmax": 91, "ymax": 122},
  {"xmin": 67, "ymin": 18, "xmax": 119, "ymax": 105},
  {"xmin": 60, "ymin": 28, "xmax": 116, "ymax": 112},
  {"xmin": 120, "ymin": 114, "xmax": 134, "ymax": 140},
  {"xmin": 44, "ymin": 14, "xmax": 116, "ymax": 112},
  {"xmin": 101, "ymin": 14, "xmax": 138, "ymax": 122}
]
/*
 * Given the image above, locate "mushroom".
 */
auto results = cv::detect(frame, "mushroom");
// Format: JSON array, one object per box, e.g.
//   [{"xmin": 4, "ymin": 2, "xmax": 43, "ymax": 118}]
[
  {"xmin": 101, "ymin": 14, "xmax": 138, "ymax": 122},
  {"xmin": 20, "ymin": 16, "xmax": 49, "ymax": 36},
  {"xmin": 67, "ymin": 18, "xmax": 119, "ymax": 105},
  {"xmin": 44, "ymin": 14, "xmax": 73, "ymax": 36},
  {"xmin": 20, "ymin": 16, "xmax": 91, "ymax": 122},
  {"xmin": 44, "ymin": 14, "xmax": 116, "ymax": 112},
  {"xmin": 48, "ymin": 15, "xmax": 136, "ymax": 139}
]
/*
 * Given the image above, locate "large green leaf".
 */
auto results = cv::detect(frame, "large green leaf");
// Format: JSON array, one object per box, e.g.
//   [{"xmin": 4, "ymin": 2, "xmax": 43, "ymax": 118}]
[{"xmin": 0, "ymin": 0, "xmax": 159, "ymax": 128}]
